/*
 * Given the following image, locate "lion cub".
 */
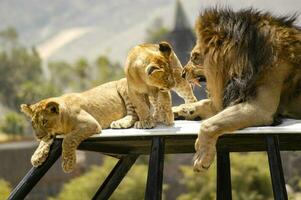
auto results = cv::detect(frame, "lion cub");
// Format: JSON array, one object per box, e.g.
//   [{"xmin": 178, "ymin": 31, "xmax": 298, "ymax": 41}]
[
  {"xmin": 21, "ymin": 78, "xmax": 137, "ymax": 172},
  {"xmin": 126, "ymin": 42, "xmax": 196, "ymax": 128},
  {"xmin": 20, "ymin": 42, "xmax": 196, "ymax": 172}
]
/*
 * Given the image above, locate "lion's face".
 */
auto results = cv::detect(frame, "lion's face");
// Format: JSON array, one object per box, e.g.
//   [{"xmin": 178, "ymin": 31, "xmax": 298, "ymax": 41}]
[
  {"xmin": 144, "ymin": 42, "xmax": 176, "ymax": 91},
  {"xmin": 182, "ymin": 45, "xmax": 206, "ymax": 86},
  {"xmin": 20, "ymin": 100, "xmax": 62, "ymax": 140}
]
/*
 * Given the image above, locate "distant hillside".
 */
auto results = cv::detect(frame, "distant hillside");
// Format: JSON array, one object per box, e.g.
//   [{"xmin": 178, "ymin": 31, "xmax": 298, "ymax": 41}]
[{"xmin": 0, "ymin": 0, "xmax": 300, "ymax": 63}]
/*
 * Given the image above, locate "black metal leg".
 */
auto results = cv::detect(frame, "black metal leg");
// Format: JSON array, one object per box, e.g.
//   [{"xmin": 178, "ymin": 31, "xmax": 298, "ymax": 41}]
[
  {"xmin": 266, "ymin": 135, "xmax": 288, "ymax": 200},
  {"xmin": 145, "ymin": 137, "xmax": 165, "ymax": 200},
  {"xmin": 92, "ymin": 155, "xmax": 138, "ymax": 200},
  {"xmin": 216, "ymin": 151, "xmax": 232, "ymax": 200},
  {"xmin": 8, "ymin": 139, "xmax": 62, "ymax": 200}
]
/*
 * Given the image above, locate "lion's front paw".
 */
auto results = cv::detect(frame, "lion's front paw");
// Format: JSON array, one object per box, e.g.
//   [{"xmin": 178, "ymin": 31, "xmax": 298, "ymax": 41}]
[
  {"xmin": 193, "ymin": 134, "xmax": 217, "ymax": 172},
  {"xmin": 134, "ymin": 119, "xmax": 155, "ymax": 129},
  {"xmin": 62, "ymin": 153, "xmax": 76, "ymax": 173},
  {"xmin": 110, "ymin": 116, "xmax": 136, "ymax": 129},
  {"xmin": 172, "ymin": 105, "xmax": 198, "ymax": 120}
]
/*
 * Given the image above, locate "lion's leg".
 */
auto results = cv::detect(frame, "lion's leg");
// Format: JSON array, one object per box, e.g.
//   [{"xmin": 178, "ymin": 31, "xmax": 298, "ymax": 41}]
[
  {"xmin": 154, "ymin": 91, "xmax": 174, "ymax": 125},
  {"xmin": 62, "ymin": 110, "xmax": 101, "ymax": 173},
  {"xmin": 110, "ymin": 87, "xmax": 138, "ymax": 129},
  {"xmin": 172, "ymin": 69, "xmax": 197, "ymax": 103},
  {"xmin": 173, "ymin": 99, "xmax": 217, "ymax": 120},
  {"xmin": 193, "ymin": 83, "xmax": 282, "ymax": 172},
  {"xmin": 129, "ymin": 90, "xmax": 155, "ymax": 129},
  {"xmin": 31, "ymin": 137, "xmax": 54, "ymax": 167},
  {"xmin": 281, "ymin": 94, "xmax": 301, "ymax": 119}
]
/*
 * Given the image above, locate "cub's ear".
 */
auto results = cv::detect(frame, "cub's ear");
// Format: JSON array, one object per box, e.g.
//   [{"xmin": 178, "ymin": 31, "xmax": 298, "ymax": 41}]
[
  {"xmin": 159, "ymin": 41, "xmax": 172, "ymax": 58},
  {"xmin": 20, "ymin": 104, "xmax": 33, "ymax": 117},
  {"xmin": 45, "ymin": 101, "xmax": 60, "ymax": 114},
  {"xmin": 145, "ymin": 65, "xmax": 163, "ymax": 76}
]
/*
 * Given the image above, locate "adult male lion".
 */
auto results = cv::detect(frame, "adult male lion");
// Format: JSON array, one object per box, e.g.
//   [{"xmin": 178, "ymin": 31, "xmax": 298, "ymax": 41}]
[{"xmin": 173, "ymin": 8, "xmax": 301, "ymax": 172}]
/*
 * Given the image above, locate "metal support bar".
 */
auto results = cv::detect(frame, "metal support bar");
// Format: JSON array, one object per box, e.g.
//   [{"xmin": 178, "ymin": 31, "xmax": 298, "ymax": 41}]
[
  {"xmin": 8, "ymin": 139, "xmax": 62, "ymax": 200},
  {"xmin": 145, "ymin": 137, "xmax": 165, "ymax": 200},
  {"xmin": 216, "ymin": 151, "xmax": 232, "ymax": 200},
  {"xmin": 92, "ymin": 154, "xmax": 138, "ymax": 200},
  {"xmin": 266, "ymin": 135, "xmax": 288, "ymax": 200}
]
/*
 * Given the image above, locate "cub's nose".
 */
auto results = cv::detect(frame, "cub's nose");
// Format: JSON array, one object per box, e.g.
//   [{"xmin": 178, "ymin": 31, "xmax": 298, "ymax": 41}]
[{"xmin": 181, "ymin": 71, "xmax": 186, "ymax": 79}]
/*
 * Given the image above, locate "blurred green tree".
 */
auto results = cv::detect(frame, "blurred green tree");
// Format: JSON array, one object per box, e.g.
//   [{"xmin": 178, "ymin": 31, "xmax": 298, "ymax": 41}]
[
  {"xmin": 0, "ymin": 112, "xmax": 27, "ymax": 135},
  {"xmin": 0, "ymin": 179, "xmax": 11, "ymax": 200},
  {"xmin": 94, "ymin": 55, "xmax": 124, "ymax": 85},
  {"xmin": 0, "ymin": 27, "xmax": 18, "ymax": 49},
  {"xmin": 0, "ymin": 27, "xmax": 43, "ymax": 110},
  {"xmin": 49, "ymin": 157, "xmax": 152, "ymax": 200},
  {"xmin": 74, "ymin": 58, "xmax": 90, "ymax": 90},
  {"xmin": 48, "ymin": 61, "xmax": 75, "ymax": 91},
  {"xmin": 145, "ymin": 17, "xmax": 169, "ymax": 43},
  {"xmin": 178, "ymin": 153, "xmax": 273, "ymax": 200}
]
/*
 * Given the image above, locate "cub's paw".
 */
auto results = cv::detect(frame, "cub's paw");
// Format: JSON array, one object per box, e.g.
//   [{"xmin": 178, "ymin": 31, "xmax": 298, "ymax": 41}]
[
  {"xmin": 134, "ymin": 119, "xmax": 155, "ymax": 129},
  {"xmin": 193, "ymin": 134, "xmax": 217, "ymax": 173},
  {"xmin": 172, "ymin": 105, "xmax": 198, "ymax": 120},
  {"xmin": 110, "ymin": 116, "xmax": 136, "ymax": 129},
  {"xmin": 162, "ymin": 111, "xmax": 174, "ymax": 126},
  {"xmin": 154, "ymin": 110, "xmax": 174, "ymax": 126},
  {"xmin": 31, "ymin": 153, "xmax": 48, "ymax": 167},
  {"xmin": 31, "ymin": 145, "xmax": 51, "ymax": 167},
  {"xmin": 62, "ymin": 153, "xmax": 76, "ymax": 173}
]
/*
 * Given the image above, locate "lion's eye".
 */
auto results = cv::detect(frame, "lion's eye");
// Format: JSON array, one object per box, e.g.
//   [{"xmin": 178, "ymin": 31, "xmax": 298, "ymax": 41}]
[{"xmin": 191, "ymin": 52, "xmax": 203, "ymax": 65}]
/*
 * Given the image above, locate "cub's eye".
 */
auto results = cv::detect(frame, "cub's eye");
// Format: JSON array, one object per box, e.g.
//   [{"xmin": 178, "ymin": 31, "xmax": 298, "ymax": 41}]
[{"xmin": 191, "ymin": 52, "xmax": 203, "ymax": 65}]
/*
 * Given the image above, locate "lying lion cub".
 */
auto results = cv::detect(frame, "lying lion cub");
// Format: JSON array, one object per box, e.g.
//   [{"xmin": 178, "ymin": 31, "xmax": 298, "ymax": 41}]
[
  {"xmin": 20, "ymin": 78, "xmax": 138, "ymax": 172},
  {"xmin": 21, "ymin": 42, "xmax": 196, "ymax": 172}
]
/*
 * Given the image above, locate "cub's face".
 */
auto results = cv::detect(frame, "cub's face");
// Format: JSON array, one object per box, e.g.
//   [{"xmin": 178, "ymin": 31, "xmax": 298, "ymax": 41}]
[
  {"xmin": 145, "ymin": 42, "xmax": 176, "ymax": 91},
  {"xmin": 20, "ymin": 100, "xmax": 62, "ymax": 140},
  {"xmin": 182, "ymin": 45, "xmax": 206, "ymax": 86},
  {"xmin": 145, "ymin": 57, "xmax": 175, "ymax": 91}
]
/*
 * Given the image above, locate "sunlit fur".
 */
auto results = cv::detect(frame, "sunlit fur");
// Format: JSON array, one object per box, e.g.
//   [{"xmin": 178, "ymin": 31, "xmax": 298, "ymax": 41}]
[
  {"xmin": 174, "ymin": 8, "xmax": 301, "ymax": 172},
  {"xmin": 21, "ymin": 78, "xmax": 137, "ymax": 173},
  {"xmin": 126, "ymin": 41, "xmax": 197, "ymax": 129},
  {"xmin": 20, "ymin": 42, "xmax": 197, "ymax": 173}
]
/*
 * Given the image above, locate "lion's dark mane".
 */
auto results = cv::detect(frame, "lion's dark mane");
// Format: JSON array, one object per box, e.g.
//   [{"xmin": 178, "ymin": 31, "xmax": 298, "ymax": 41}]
[{"xmin": 198, "ymin": 8, "xmax": 299, "ymax": 108}]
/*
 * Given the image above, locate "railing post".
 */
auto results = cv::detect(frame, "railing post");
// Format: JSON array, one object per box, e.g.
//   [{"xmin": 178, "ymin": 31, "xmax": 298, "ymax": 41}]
[
  {"xmin": 266, "ymin": 135, "xmax": 288, "ymax": 200},
  {"xmin": 145, "ymin": 137, "xmax": 165, "ymax": 200},
  {"xmin": 8, "ymin": 139, "xmax": 62, "ymax": 200},
  {"xmin": 216, "ymin": 150, "xmax": 232, "ymax": 200},
  {"xmin": 92, "ymin": 155, "xmax": 138, "ymax": 200}
]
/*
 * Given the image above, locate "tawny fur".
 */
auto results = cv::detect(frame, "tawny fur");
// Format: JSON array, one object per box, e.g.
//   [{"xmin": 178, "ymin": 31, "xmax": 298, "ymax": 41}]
[
  {"xmin": 21, "ymin": 42, "xmax": 196, "ymax": 172},
  {"xmin": 126, "ymin": 41, "xmax": 196, "ymax": 129},
  {"xmin": 21, "ymin": 78, "xmax": 137, "ymax": 172},
  {"xmin": 173, "ymin": 8, "xmax": 301, "ymax": 172}
]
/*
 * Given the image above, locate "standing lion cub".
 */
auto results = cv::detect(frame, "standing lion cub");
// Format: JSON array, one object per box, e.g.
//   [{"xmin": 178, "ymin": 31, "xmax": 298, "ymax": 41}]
[
  {"xmin": 21, "ymin": 42, "xmax": 196, "ymax": 172},
  {"xmin": 126, "ymin": 41, "xmax": 196, "ymax": 128}
]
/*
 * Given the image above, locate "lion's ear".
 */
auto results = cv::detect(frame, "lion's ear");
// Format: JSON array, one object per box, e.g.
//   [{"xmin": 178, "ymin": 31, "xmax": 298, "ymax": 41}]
[
  {"xmin": 45, "ymin": 101, "xmax": 60, "ymax": 114},
  {"xmin": 20, "ymin": 104, "xmax": 34, "ymax": 117},
  {"xmin": 145, "ymin": 65, "xmax": 163, "ymax": 76},
  {"xmin": 159, "ymin": 41, "xmax": 172, "ymax": 58}
]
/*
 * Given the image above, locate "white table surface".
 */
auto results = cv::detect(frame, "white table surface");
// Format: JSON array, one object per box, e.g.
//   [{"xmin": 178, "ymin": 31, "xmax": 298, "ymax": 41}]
[{"xmin": 89, "ymin": 119, "xmax": 301, "ymax": 138}]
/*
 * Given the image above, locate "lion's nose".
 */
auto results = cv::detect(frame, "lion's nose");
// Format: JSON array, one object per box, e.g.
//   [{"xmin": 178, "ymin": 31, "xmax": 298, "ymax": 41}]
[{"xmin": 181, "ymin": 71, "xmax": 186, "ymax": 79}]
